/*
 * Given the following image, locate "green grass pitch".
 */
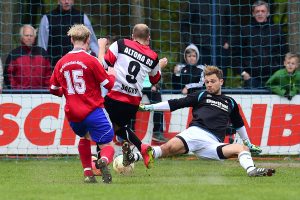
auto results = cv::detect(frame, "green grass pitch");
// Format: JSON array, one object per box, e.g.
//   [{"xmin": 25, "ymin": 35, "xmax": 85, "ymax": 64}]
[{"xmin": 0, "ymin": 156, "xmax": 300, "ymax": 200}]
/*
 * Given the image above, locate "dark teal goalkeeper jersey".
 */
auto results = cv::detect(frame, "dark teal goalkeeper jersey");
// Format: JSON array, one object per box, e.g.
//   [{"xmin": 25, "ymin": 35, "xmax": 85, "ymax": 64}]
[{"xmin": 168, "ymin": 91, "xmax": 244, "ymax": 142}]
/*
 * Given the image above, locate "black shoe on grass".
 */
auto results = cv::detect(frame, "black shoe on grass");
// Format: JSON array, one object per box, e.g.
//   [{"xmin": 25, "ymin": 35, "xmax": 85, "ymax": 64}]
[{"xmin": 97, "ymin": 159, "xmax": 112, "ymax": 183}]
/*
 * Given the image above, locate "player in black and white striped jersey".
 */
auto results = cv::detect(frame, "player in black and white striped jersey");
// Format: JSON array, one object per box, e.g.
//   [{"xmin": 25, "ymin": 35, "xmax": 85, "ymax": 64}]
[
  {"xmin": 140, "ymin": 65, "xmax": 275, "ymax": 177},
  {"xmin": 98, "ymin": 24, "xmax": 168, "ymax": 169}
]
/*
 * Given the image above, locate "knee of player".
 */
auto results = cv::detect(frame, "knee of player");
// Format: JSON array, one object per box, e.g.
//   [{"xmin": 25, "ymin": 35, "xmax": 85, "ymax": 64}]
[
  {"xmin": 160, "ymin": 143, "xmax": 172, "ymax": 155},
  {"xmin": 220, "ymin": 143, "xmax": 248, "ymax": 158},
  {"xmin": 242, "ymin": 144, "xmax": 250, "ymax": 152},
  {"xmin": 235, "ymin": 143, "xmax": 249, "ymax": 153},
  {"xmin": 161, "ymin": 139, "xmax": 186, "ymax": 155}
]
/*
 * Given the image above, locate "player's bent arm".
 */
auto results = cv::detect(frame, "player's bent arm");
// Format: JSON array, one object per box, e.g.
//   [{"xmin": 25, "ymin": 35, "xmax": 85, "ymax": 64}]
[
  {"xmin": 102, "ymin": 41, "xmax": 118, "ymax": 69},
  {"xmin": 49, "ymin": 71, "xmax": 63, "ymax": 97},
  {"xmin": 49, "ymin": 85, "xmax": 63, "ymax": 97},
  {"xmin": 149, "ymin": 71, "xmax": 161, "ymax": 85},
  {"xmin": 93, "ymin": 58, "xmax": 116, "ymax": 90},
  {"xmin": 159, "ymin": 57, "xmax": 168, "ymax": 69},
  {"xmin": 149, "ymin": 56, "xmax": 164, "ymax": 84},
  {"xmin": 98, "ymin": 38, "xmax": 107, "ymax": 65},
  {"xmin": 101, "ymin": 74, "xmax": 115, "ymax": 91}
]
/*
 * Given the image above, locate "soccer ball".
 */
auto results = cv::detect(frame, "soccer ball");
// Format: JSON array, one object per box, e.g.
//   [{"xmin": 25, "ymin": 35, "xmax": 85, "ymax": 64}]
[
  {"xmin": 113, "ymin": 155, "xmax": 134, "ymax": 175},
  {"xmin": 91, "ymin": 156, "xmax": 101, "ymax": 176}
]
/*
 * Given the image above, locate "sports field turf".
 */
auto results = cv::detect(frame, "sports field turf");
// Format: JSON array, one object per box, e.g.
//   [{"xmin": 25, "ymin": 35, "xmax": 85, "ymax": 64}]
[{"xmin": 0, "ymin": 156, "xmax": 299, "ymax": 200}]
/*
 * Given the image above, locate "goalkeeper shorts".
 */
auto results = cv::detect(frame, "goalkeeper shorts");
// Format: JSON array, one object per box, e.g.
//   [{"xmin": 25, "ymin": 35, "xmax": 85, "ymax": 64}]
[{"xmin": 176, "ymin": 126, "xmax": 226, "ymax": 160}]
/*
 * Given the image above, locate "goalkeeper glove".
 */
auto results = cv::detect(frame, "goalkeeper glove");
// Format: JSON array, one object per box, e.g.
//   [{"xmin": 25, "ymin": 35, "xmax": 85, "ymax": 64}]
[
  {"xmin": 243, "ymin": 139, "xmax": 262, "ymax": 154},
  {"xmin": 139, "ymin": 104, "xmax": 154, "ymax": 111}
]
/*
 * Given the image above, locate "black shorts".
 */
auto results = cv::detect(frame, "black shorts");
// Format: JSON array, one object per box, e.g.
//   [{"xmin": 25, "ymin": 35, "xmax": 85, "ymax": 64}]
[{"xmin": 104, "ymin": 96, "xmax": 139, "ymax": 127}]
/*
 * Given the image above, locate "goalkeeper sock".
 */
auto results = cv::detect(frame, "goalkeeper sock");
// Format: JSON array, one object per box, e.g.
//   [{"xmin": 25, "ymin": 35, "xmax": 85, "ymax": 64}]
[
  {"xmin": 78, "ymin": 138, "xmax": 92, "ymax": 174},
  {"xmin": 100, "ymin": 145, "xmax": 115, "ymax": 165},
  {"xmin": 153, "ymin": 146, "xmax": 162, "ymax": 158},
  {"xmin": 238, "ymin": 151, "xmax": 255, "ymax": 173}
]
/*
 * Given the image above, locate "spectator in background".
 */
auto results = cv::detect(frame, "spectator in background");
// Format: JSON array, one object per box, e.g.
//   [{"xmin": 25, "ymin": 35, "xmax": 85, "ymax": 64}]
[
  {"xmin": 172, "ymin": 44, "xmax": 204, "ymax": 94},
  {"xmin": 0, "ymin": 59, "xmax": 3, "ymax": 93},
  {"xmin": 240, "ymin": 0, "xmax": 288, "ymax": 88},
  {"xmin": 180, "ymin": 0, "xmax": 237, "ymax": 82},
  {"xmin": 4, "ymin": 24, "xmax": 51, "ymax": 89},
  {"xmin": 266, "ymin": 53, "xmax": 300, "ymax": 100},
  {"xmin": 38, "ymin": 0, "xmax": 98, "ymax": 67}
]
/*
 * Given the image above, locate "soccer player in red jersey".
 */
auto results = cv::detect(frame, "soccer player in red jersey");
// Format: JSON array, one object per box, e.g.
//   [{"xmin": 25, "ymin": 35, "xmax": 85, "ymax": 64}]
[
  {"xmin": 49, "ymin": 24, "xmax": 116, "ymax": 183},
  {"xmin": 98, "ymin": 24, "xmax": 168, "ymax": 169}
]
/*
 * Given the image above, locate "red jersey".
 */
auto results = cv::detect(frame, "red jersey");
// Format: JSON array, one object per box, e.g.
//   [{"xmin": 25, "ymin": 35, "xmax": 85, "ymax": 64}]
[
  {"xmin": 49, "ymin": 49, "xmax": 115, "ymax": 122},
  {"xmin": 102, "ymin": 39, "xmax": 161, "ymax": 105},
  {"xmin": 5, "ymin": 45, "xmax": 51, "ymax": 89}
]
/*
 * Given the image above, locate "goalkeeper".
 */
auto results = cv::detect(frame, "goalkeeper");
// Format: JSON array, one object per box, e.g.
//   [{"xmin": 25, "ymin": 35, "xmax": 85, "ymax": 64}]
[{"xmin": 139, "ymin": 65, "xmax": 275, "ymax": 177}]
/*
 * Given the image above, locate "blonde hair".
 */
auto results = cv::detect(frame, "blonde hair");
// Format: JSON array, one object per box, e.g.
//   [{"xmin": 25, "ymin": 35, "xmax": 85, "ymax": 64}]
[
  {"xmin": 67, "ymin": 24, "xmax": 91, "ymax": 43},
  {"xmin": 204, "ymin": 65, "xmax": 223, "ymax": 79},
  {"xmin": 285, "ymin": 52, "xmax": 299, "ymax": 63}
]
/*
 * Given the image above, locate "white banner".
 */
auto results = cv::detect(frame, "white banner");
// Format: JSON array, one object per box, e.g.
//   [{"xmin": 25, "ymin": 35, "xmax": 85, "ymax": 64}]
[{"xmin": 0, "ymin": 94, "xmax": 299, "ymax": 155}]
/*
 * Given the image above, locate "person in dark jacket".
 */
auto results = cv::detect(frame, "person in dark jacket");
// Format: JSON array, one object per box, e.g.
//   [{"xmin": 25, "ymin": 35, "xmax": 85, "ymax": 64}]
[
  {"xmin": 172, "ymin": 44, "xmax": 204, "ymax": 94},
  {"xmin": 240, "ymin": 0, "xmax": 288, "ymax": 88},
  {"xmin": 180, "ymin": 0, "xmax": 238, "ymax": 80},
  {"xmin": 38, "ymin": 0, "xmax": 98, "ymax": 67},
  {"xmin": 4, "ymin": 24, "xmax": 51, "ymax": 89}
]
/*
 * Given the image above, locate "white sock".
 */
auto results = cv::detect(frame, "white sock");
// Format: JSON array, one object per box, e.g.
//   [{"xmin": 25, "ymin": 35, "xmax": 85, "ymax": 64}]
[
  {"xmin": 238, "ymin": 151, "xmax": 255, "ymax": 173},
  {"xmin": 101, "ymin": 156, "xmax": 108, "ymax": 164},
  {"xmin": 134, "ymin": 152, "xmax": 142, "ymax": 161},
  {"xmin": 153, "ymin": 146, "xmax": 162, "ymax": 159}
]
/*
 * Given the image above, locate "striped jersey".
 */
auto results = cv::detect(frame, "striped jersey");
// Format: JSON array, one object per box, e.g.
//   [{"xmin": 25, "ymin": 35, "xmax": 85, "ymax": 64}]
[{"xmin": 102, "ymin": 39, "xmax": 161, "ymax": 105}]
